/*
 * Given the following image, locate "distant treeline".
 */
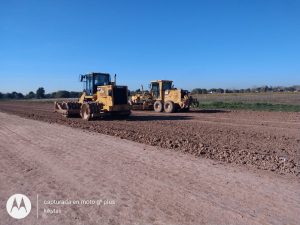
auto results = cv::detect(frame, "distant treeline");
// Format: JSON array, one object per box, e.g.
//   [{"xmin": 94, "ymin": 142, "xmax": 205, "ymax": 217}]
[
  {"xmin": 1, "ymin": 85, "xmax": 300, "ymax": 100},
  {"xmin": 191, "ymin": 85, "xmax": 300, "ymax": 94},
  {"xmin": 0, "ymin": 87, "xmax": 81, "ymax": 100}
]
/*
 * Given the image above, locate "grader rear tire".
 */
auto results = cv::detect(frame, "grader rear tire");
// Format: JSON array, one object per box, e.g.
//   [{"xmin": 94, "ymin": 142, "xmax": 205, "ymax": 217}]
[
  {"xmin": 80, "ymin": 103, "xmax": 91, "ymax": 120},
  {"xmin": 154, "ymin": 101, "xmax": 163, "ymax": 112},
  {"xmin": 164, "ymin": 101, "xmax": 175, "ymax": 113}
]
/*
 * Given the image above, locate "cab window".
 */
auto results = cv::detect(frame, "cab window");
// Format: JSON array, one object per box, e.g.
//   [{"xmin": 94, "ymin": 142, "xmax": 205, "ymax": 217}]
[
  {"xmin": 162, "ymin": 82, "xmax": 172, "ymax": 91},
  {"xmin": 151, "ymin": 82, "xmax": 159, "ymax": 98},
  {"xmin": 94, "ymin": 74, "xmax": 110, "ymax": 86}
]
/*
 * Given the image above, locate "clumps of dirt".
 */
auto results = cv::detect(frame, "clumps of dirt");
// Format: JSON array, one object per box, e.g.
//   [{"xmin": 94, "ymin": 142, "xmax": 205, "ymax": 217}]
[
  {"xmin": 69, "ymin": 119, "xmax": 300, "ymax": 176},
  {"xmin": 0, "ymin": 101, "xmax": 299, "ymax": 176}
]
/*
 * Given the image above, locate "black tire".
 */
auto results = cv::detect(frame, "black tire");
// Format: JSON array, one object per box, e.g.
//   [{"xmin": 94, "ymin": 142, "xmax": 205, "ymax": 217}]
[
  {"xmin": 164, "ymin": 101, "xmax": 175, "ymax": 113},
  {"xmin": 80, "ymin": 103, "xmax": 91, "ymax": 120},
  {"xmin": 154, "ymin": 101, "xmax": 163, "ymax": 112}
]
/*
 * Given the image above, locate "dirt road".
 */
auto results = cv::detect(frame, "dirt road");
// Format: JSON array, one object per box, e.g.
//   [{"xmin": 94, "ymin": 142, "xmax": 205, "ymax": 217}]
[
  {"xmin": 0, "ymin": 112, "xmax": 299, "ymax": 225},
  {"xmin": 0, "ymin": 101, "xmax": 299, "ymax": 176}
]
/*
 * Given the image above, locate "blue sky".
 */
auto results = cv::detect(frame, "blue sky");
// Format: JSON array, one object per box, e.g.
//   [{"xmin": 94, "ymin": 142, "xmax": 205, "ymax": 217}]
[{"xmin": 0, "ymin": 0, "xmax": 299, "ymax": 93}]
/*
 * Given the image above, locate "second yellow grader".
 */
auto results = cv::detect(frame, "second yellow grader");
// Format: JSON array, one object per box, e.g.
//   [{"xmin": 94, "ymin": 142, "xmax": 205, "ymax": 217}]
[{"xmin": 129, "ymin": 80, "xmax": 191, "ymax": 113}]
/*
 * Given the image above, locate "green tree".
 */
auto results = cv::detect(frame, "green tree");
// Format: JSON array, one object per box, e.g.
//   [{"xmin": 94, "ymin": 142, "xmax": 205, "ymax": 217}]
[
  {"xmin": 202, "ymin": 88, "xmax": 208, "ymax": 94},
  {"xmin": 9, "ymin": 92, "xmax": 24, "ymax": 99},
  {"xmin": 36, "ymin": 87, "xmax": 45, "ymax": 99},
  {"xmin": 217, "ymin": 88, "xmax": 224, "ymax": 93},
  {"xmin": 191, "ymin": 88, "xmax": 202, "ymax": 94},
  {"xmin": 69, "ymin": 91, "xmax": 81, "ymax": 98},
  {"xmin": 53, "ymin": 90, "xmax": 70, "ymax": 98},
  {"xmin": 16, "ymin": 92, "xmax": 24, "ymax": 99},
  {"xmin": 26, "ymin": 91, "xmax": 35, "ymax": 99}
]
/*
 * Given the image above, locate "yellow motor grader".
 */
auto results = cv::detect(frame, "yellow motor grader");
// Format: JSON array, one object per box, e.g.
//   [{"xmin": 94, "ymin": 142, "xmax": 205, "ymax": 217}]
[
  {"xmin": 54, "ymin": 72, "xmax": 131, "ymax": 120},
  {"xmin": 129, "ymin": 80, "xmax": 191, "ymax": 113}
]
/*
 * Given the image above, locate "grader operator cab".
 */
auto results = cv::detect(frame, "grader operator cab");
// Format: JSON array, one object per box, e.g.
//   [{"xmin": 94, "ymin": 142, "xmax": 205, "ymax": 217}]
[
  {"xmin": 130, "ymin": 80, "xmax": 191, "ymax": 113},
  {"xmin": 54, "ymin": 72, "xmax": 131, "ymax": 120}
]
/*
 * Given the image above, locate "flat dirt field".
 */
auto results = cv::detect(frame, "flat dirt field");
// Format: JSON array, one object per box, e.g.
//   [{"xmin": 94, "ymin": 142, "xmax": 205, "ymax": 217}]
[
  {"xmin": 0, "ymin": 101, "xmax": 299, "ymax": 176},
  {"xmin": 0, "ymin": 111, "xmax": 300, "ymax": 225},
  {"xmin": 0, "ymin": 101, "xmax": 300, "ymax": 224}
]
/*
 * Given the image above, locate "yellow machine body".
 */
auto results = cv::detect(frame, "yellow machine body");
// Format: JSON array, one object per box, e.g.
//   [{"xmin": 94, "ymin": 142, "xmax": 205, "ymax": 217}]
[
  {"xmin": 55, "ymin": 72, "xmax": 131, "ymax": 120},
  {"xmin": 130, "ymin": 80, "xmax": 191, "ymax": 113}
]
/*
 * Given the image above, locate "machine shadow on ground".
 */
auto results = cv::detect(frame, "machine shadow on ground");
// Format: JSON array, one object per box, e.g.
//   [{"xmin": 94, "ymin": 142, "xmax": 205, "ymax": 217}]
[
  {"xmin": 102, "ymin": 115, "xmax": 193, "ymax": 121},
  {"xmin": 67, "ymin": 110, "xmax": 227, "ymax": 121},
  {"xmin": 189, "ymin": 109, "xmax": 230, "ymax": 113}
]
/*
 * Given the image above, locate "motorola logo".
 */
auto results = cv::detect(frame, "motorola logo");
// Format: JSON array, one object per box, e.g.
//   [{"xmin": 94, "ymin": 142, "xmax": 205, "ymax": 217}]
[{"xmin": 6, "ymin": 194, "xmax": 31, "ymax": 219}]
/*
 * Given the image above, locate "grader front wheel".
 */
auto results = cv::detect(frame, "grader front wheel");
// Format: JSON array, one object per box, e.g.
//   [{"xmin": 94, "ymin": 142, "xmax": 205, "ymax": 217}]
[{"xmin": 154, "ymin": 101, "xmax": 163, "ymax": 112}]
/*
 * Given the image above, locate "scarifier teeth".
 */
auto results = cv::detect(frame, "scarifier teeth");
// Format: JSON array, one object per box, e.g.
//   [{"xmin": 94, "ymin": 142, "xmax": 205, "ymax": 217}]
[{"xmin": 54, "ymin": 101, "xmax": 81, "ymax": 117}]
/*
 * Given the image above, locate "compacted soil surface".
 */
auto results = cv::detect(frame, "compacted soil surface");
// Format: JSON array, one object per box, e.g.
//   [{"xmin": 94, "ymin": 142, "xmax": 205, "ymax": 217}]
[
  {"xmin": 0, "ymin": 101, "xmax": 299, "ymax": 176},
  {"xmin": 0, "ymin": 112, "xmax": 299, "ymax": 225}
]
